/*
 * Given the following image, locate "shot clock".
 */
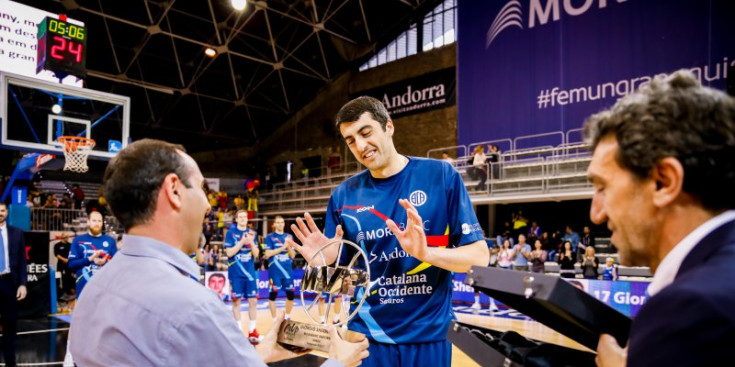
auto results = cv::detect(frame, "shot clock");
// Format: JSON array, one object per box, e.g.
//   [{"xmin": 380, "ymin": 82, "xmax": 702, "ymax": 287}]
[{"xmin": 36, "ymin": 16, "xmax": 87, "ymax": 79}]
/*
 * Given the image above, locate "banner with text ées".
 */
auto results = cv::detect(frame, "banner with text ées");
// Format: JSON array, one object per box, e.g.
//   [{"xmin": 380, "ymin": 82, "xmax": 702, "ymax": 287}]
[
  {"xmin": 351, "ymin": 67, "xmax": 456, "ymax": 119},
  {"xmin": 457, "ymin": 0, "xmax": 735, "ymax": 148}
]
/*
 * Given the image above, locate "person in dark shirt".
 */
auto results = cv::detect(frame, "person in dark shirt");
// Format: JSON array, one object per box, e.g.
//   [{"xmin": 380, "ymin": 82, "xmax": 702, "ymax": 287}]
[{"xmin": 53, "ymin": 233, "xmax": 74, "ymax": 299}]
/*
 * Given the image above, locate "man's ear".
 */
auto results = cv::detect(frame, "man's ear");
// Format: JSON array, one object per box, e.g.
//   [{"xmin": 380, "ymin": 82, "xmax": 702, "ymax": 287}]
[
  {"xmin": 386, "ymin": 119, "xmax": 394, "ymax": 136},
  {"xmin": 162, "ymin": 173, "xmax": 183, "ymax": 210},
  {"xmin": 651, "ymin": 157, "xmax": 685, "ymax": 208}
]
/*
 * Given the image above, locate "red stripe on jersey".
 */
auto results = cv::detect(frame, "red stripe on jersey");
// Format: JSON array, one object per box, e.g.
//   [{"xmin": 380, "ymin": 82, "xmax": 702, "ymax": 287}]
[{"xmin": 426, "ymin": 235, "xmax": 449, "ymax": 247}]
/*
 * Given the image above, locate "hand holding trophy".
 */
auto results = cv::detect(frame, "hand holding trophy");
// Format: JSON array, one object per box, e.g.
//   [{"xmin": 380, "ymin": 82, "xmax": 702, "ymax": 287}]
[{"xmin": 282, "ymin": 224, "xmax": 371, "ymax": 352}]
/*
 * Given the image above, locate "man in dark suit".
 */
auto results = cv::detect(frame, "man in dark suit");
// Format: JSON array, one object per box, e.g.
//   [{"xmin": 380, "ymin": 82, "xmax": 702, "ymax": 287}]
[
  {"xmin": 0, "ymin": 202, "xmax": 28, "ymax": 367},
  {"xmin": 585, "ymin": 70, "xmax": 735, "ymax": 367}
]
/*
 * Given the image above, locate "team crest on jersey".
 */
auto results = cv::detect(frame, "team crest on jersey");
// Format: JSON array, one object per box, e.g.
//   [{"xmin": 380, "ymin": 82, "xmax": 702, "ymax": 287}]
[
  {"xmin": 103, "ymin": 241, "xmax": 109, "ymax": 248},
  {"xmin": 409, "ymin": 190, "xmax": 427, "ymax": 207}
]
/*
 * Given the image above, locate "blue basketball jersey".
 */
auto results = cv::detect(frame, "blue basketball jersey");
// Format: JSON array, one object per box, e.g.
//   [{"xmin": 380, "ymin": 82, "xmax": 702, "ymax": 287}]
[
  {"xmin": 225, "ymin": 227, "xmax": 258, "ymax": 280},
  {"xmin": 325, "ymin": 157, "xmax": 484, "ymax": 344},
  {"xmin": 264, "ymin": 232, "xmax": 293, "ymax": 279},
  {"xmin": 68, "ymin": 233, "xmax": 117, "ymax": 297}
]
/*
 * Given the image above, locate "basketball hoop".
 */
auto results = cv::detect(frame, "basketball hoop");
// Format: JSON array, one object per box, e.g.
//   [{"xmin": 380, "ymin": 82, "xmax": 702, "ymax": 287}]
[{"xmin": 58, "ymin": 136, "xmax": 95, "ymax": 173}]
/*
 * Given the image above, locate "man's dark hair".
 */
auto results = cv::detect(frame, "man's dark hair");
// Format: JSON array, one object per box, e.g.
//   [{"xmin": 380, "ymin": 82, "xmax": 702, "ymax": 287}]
[
  {"xmin": 103, "ymin": 139, "xmax": 193, "ymax": 231},
  {"xmin": 584, "ymin": 70, "xmax": 735, "ymax": 211},
  {"xmin": 209, "ymin": 273, "xmax": 225, "ymax": 282},
  {"xmin": 335, "ymin": 96, "xmax": 391, "ymax": 130}
]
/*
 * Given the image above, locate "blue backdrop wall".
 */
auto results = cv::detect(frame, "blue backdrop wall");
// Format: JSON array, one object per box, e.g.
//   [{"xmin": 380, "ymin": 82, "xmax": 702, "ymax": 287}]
[{"xmin": 457, "ymin": 0, "xmax": 735, "ymax": 148}]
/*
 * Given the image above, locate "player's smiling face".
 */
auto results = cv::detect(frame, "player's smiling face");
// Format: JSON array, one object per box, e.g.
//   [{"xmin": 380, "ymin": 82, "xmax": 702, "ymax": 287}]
[{"xmin": 340, "ymin": 112, "xmax": 396, "ymax": 174}]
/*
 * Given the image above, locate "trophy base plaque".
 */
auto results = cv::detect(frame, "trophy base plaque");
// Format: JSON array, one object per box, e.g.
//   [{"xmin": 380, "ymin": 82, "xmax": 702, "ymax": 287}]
[{"xmin": 278, "ymin": 320, "xmax": 365, "ymax": 353}]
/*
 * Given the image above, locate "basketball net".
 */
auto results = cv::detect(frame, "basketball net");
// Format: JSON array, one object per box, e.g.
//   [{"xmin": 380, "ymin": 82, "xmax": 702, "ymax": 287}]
[{"xmin": 58, "ymin": 136, "xmax": 95, "ymax": 173}]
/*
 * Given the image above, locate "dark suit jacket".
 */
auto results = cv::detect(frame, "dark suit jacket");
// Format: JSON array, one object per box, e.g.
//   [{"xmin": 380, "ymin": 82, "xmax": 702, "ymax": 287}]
[
  {"xmin": 4, "ymin": 225, "xmax": 27, "ymax": 289},
  {"xmin": 628, "ymin": 218, "xmax": 735, "ymax": 367}
]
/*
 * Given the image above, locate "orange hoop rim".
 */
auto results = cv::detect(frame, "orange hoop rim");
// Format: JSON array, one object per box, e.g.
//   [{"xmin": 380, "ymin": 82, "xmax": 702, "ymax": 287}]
[{"xmin": 58, "ymin": 136, "xmax": 95, "ymax": 151}]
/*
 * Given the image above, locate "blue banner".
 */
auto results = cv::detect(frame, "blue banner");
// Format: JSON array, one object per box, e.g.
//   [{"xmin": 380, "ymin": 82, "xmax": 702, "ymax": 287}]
[
  {"xmin": 452, "ymin": 272, "xmax": 649, "ymax": 317},
  {"xmin": 457, "ymin": 0, "xmax": 735, "ymax": 148}
]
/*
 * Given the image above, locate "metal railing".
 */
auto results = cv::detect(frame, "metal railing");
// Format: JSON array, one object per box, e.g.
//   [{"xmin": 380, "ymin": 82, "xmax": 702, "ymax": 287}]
[{"xmin": 30, "ymin": 208, "xmax": 123, "ymax": 233}]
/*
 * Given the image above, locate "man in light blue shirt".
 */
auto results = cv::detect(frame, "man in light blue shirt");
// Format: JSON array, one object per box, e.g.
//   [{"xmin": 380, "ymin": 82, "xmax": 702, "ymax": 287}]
[
  {"xmin": 70, "ymin": 139, "xmax": 368, "ymax": 366},
  {"xmin": 512, "ymin": 234, "xmax": 532, "ymax": 271}
]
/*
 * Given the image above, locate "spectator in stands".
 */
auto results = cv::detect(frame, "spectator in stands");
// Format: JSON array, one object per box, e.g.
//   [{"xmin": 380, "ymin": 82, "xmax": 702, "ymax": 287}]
[
  {"xmin": 71, "ymin": 184, "xmax": 84, "ymax": 209},
  {"xmin": 207, "ymin": 189, "xmax": 217, "ymax": 208},
  {"xmin": 601, "ymin": 257, "xmax": 618, "ymax": 281},
  {"xmin": 558, "ymin": 241, "xmax": 576, "ymax": 278},
  {"xmin": 234, "ymin": 194, "xmax": 245, "ymax": 211},
  {"xmin": 529, "ymin": 239, "xmax": 547, "ymax": 273},
  {"xmin": 539, "ymin": 231, "xmax": 551, "ymax": 251},
  {"xmin": 512, "ymin": 234, "xmax": 532, "ymax": 271},
  {"xmin": 562, "ymin": 225, "xmax": 580, "ymax": 254},
  {"xmin": 581, "ymin": 246, "xmax": 599, "ymax": 279},
  {"xmin": 467, "ymin": 145, "xmax": 487, "ymax": 191},
  {"xmin": 485, "ymin": 144, "xmax": 500, "ymax": 179},
  {"xmin": 440, "ymin": 152, "xmax": 454, "ymax": 166},
  {"xmin": 527, "ymin": 220, "xmax": 541, "ymax": 239},
  {"xmin": 579, "ymin": 225, "xmax": 595, "ymax": 260},
  {"xmin": 588, "ymin": 70, "xmax": 735, "ymax": 367},
  {"xmin": 217, "ymin": 190, "xmax": 228, "ymax": 209},
  {"xmin": 497, "ymin": 239, "xmax": 514, "ymax": 270},
  {"xmin": 247, "ymin": 188, "xmax": 259, "ymax": 212},
  {"xmin": 216, "ymin": 207, "xmax": 225, "ymax": 239},
  {"xmin": 512, "ymin": 210, "xmax": 528, "ymax": 237}
]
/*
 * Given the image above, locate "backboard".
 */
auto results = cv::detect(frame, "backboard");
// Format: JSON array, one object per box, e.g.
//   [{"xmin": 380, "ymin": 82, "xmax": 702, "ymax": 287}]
[{"xmin": 0, "ymin": 71, "xmax": 129, "ymax": 159}]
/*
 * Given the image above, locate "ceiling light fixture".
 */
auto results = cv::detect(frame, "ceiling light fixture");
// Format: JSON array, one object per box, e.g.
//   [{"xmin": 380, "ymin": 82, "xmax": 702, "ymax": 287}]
[
  {"xmin": 231, "ymin": 0, "xmax": 247, "ymax": 11},
  {"xmin": 204, "ymin": 48, "xmax": 217, "ymax": 57},
  {"xmin": 51, "ymin": 104, "xmax": 62, "ymax": 114}
]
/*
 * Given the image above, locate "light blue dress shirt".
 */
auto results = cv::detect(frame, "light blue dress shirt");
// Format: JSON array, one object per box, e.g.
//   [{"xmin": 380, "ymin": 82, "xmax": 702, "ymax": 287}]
[{"xmin": 70, "ymin": 234, "xmax": 340, "ymax": 366}]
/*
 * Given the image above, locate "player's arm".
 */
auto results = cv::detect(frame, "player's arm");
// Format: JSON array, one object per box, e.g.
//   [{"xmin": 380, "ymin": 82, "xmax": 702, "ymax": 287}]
[
  {"xmin": 386, "ymin": 199, "xmax": 489, "ymax": 273},
  {"xmin": 68, "ymin": 241, "xmax": 99, "ymax": 271},
  {"xmin": 249, "ymin": 232, "xmax": 260, "ymax": 259},
  {"xmin": 224, "ymin": 231, "xmax": 245, "ymax": 258},
  {"xmin": 263, "ymin": 237, "xmax": 283, "ymax": 258}
]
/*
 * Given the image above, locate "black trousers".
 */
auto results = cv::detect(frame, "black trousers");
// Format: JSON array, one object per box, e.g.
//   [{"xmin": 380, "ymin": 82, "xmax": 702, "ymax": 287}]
[{"xmin": 0, "ymin": 275, "xmax": 18, "ymax": 366}]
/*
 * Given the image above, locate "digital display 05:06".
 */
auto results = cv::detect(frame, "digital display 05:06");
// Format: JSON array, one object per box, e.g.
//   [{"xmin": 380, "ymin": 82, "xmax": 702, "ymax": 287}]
[{"xmin": 36, "ymin": 17, "xmax": 88, "ymax": 79}]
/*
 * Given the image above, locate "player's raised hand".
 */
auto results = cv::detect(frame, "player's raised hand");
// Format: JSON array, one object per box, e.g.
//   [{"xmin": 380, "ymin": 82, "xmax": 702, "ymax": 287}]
[
  {"xmin": 287, "ymin": 212, "xmax": 343, "ymax": 266},
  {"xmin": 386, "ymin": 199, "xmax": 428, "ymax": 262}
]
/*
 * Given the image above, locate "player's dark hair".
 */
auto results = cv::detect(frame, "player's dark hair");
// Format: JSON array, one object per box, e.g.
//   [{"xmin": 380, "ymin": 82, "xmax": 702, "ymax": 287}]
[
  {"xmin": 335, "ymin": 96, "xmax": 391, "ymax": 130},
  {"xmin": 103, "ymin": 139, "xmax": 193, "ymax": 231},
  {"xmin": 584, "ymin": 70, "xmax": 735, "ymax": 211}
]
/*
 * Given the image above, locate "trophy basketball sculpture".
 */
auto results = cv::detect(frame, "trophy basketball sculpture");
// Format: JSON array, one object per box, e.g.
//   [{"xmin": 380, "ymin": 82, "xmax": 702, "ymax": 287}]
[{"xmin": 278, "ymin": 239, "xmax": 369, "ymax": 352}]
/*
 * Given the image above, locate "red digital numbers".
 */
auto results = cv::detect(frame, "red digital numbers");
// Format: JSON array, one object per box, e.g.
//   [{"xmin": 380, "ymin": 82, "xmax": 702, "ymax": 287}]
[
  {"xmin": 50, "ymin": 35, "xmax": 83, "ymax": 63},
  {"xmin": 50, "ymin": 36, "xmax": 66, "ymax": 60}
]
